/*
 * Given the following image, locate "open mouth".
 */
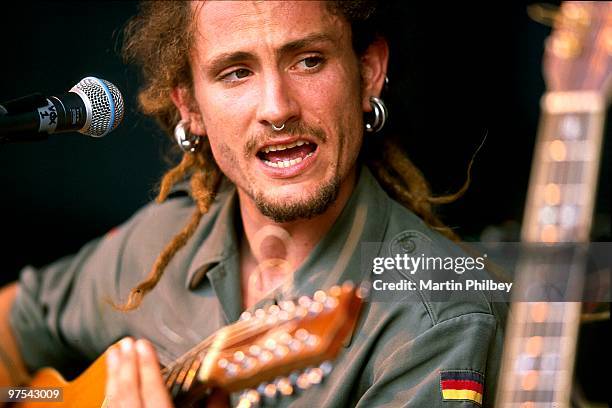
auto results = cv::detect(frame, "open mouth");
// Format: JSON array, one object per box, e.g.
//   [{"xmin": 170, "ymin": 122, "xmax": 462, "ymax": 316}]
[{"xmin": 256, "ymin": 140, "xmax": 318, "ymax": 168}]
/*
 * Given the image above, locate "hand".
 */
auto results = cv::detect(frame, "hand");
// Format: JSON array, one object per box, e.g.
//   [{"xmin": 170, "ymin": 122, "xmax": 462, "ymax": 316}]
[{"xmin": 105, "ymin": 337, "xmax": 174, "ymax": 408}]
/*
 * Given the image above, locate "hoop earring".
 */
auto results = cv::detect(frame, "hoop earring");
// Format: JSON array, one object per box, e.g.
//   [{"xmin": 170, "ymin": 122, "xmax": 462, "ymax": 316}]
[
  {"xmin": 174, "ymin": 120, "xmax": 202, "ymax": 153},
  {"xmin": 365, "ymin": 96, "xmax": 388, "ymax": 133}
]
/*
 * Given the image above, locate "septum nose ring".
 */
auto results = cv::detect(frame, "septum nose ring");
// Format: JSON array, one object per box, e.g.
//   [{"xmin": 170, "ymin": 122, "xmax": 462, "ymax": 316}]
[{"xmin": 271, "ymin": 122, "xmax": 285, "ymax": 131}]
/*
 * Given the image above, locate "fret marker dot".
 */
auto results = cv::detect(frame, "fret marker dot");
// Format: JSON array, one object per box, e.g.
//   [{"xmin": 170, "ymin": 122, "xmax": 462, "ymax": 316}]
[
  {"xmin": 560, "ymin": 115, "xmax": 580, "ymax": 139},
  {"xmin": 525, "ymin": 336, "xmax": 543, "ymax": 357},
  {"xmin": 549, "ymin": 140, "xmax": 567, "ymax": 161},
  {"xmin": 540, "ymin": 225, "xmax": 558, "ymax": 243},
  {"xmin": 560, "ymin": 205, "xmax": 577, "ymax": 226},
  {"xmin": 543, "ymin": 183, "xmax": 561, "ymax": 205},
  {"xmin": 521, "ymin": 370, "xmax": 539, "ymax": 390},
  {"xmin": 539, "ymin": 206, "xmax": 557, "ymax": 225},
  {"xmin": 530, "ymin": 302, "xmax": 548, "ymax": 322}
]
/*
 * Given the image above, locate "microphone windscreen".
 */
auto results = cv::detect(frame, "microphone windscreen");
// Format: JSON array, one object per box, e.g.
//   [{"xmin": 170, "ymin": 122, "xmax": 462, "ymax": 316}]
[{"xmin": 70, "ymin": 77, "xmax": 124, "ymax": 137}]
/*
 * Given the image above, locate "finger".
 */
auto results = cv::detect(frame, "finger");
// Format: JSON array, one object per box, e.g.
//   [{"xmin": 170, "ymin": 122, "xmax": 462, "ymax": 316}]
[
  {"xmin": 135, "ymin": 339, "xmax": 174, "ymax": 408},
  {"xmin": 115, "ymin": 337, "xmax": 143, "ymax": 408},
  {"xmin": 105, "ymin": 344, "xmax": 121, "ymax": 407}
]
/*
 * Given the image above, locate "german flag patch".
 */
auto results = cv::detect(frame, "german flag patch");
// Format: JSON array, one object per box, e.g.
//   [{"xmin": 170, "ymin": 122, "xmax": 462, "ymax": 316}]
[{"xmin": 440, "ymin": 370, "xmax": 484, "ymax": 405}]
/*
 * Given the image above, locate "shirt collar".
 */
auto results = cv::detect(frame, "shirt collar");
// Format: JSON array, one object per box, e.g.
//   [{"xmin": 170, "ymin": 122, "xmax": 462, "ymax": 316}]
[
  {"xmin": 185, "ymin": 166, "xmax": 392, "ymax": 292},
  {"xmin": 185, "ymin": 180, "xmax": 240, "ymax": 289}
]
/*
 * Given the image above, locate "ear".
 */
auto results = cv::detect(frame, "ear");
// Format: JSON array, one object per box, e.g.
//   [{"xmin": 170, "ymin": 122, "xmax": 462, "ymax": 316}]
[
  {"xmin": 360, "ymin": 37, "xmax": 389, "ymax": 112},
  {"xmin": 170, "ymin": 87, "xmax": 207, "ymax": 135}
]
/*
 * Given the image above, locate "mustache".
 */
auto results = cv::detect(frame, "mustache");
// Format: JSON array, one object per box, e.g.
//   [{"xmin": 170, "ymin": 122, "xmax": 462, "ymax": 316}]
[{"xmin": 245, "ymin": 121, "xmax": 327, "ymax": 157}]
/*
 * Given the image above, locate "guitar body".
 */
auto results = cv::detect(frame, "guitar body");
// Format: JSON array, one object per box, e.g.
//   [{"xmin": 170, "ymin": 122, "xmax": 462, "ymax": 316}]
[{"xmin": 18, "ymin": 355, "xmax": 106, "ymax": 408}]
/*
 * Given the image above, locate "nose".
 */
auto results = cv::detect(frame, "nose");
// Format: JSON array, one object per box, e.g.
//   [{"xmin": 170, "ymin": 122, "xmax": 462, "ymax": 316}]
[{"xmin": 256, "ymin": 71, "xmax": 299, "ymax": 129}]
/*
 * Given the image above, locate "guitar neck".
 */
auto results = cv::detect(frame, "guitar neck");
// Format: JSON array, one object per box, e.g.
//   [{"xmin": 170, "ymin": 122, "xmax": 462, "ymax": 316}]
[
  {"xmin": 496, "ymin": 90, "xmax": 606, "ymax": 407},
  {"xmin": 522, "ymin": 91, "xmax": 606, "ymax": 244}
]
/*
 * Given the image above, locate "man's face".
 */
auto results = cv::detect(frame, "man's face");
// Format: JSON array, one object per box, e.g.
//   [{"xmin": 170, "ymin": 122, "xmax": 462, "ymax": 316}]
[{"xmin": 188, "ymin": 1, "xmax": 369, "ymax": 222}]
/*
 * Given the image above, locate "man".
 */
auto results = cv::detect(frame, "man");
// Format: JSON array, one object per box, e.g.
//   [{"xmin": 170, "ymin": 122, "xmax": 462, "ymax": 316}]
[{"xmin": 1, "ymin": 1, "xmax": 506, "ymax": 407}]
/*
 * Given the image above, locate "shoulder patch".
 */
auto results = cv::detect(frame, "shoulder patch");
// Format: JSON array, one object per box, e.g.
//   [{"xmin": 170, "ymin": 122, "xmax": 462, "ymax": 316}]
[{"xmin": 440, "ymin": 370, "xmax": 484, "ymax": 405}]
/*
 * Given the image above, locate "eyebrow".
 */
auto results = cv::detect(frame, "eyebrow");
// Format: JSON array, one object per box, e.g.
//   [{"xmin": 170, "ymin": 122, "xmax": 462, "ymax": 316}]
[
  {"xmin": 204, "ymin": 33, "xmax": 336, "ymax": 76},
  {"xmin": 276, "ymin": 33, "xmax": 335, "ymax": 58}
]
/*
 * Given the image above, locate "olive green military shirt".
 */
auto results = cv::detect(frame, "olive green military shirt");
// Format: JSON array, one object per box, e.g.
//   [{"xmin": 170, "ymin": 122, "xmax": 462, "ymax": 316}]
[{"xmin": 11, "ymin": 166, "xmax": 507, "ymax": 407}]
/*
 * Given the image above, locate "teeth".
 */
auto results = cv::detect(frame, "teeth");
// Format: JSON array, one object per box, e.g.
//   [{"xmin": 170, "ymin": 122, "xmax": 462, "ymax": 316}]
[
  {"xmin": 263, "ymin": 156, "xmax": 305, "ymax": 169},
  {"xmin": 262, "ymin": 140, "xmax": 309, "ymax": 154}
]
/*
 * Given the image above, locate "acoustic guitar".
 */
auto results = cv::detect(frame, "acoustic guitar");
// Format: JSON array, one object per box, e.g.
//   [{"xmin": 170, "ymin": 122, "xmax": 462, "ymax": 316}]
[
  {"xmin": 496, "ymin": 2, "xmax": 610, "ymax": 407},
  {"xmin": 15, "ymin": 282, "xmax": 365, "ymax": 407}
]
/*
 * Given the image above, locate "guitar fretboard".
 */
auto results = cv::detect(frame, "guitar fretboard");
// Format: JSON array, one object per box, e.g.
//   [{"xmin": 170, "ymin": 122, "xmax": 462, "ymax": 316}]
[{"xmin": 496, "ymin": 90, "xmax": 605, "ymax": 407}]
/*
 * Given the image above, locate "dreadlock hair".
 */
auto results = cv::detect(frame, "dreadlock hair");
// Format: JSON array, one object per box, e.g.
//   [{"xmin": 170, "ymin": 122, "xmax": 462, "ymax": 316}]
[
  {"xmin": 117, "ymin": 1, "xmax": 469, "ymax": 311},
  {"xmin": 114, "ymin": 142, "xmax": 222, "ymax": 311}
]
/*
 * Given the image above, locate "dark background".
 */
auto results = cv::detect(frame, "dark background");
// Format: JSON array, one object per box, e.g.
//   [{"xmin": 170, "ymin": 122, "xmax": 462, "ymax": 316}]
[{"xmin": 0, "ymin": 1, "xmax": 609, "ymax": 402}]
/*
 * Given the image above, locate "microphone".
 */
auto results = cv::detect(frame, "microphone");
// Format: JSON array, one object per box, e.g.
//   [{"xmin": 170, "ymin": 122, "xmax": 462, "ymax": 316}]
[{"xmin": 0, "ymin": 77, "xmax": 124, "ymax": 143}]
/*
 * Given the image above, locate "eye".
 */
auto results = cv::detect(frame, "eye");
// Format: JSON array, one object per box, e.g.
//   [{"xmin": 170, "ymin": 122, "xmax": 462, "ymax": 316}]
[
  {"xmin": 296, "ymin": 56, "xmax": 324, "ymax": 71},
  {"xmin": 221, "ymin": 68, "xmax": 252, "ymax": 82}
]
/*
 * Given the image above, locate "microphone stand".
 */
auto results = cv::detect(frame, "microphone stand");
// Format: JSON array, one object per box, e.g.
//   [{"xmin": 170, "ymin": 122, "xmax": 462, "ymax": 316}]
[{"xmin": 0, "ymin": 93, "xmax": 50, "ymax": 143}]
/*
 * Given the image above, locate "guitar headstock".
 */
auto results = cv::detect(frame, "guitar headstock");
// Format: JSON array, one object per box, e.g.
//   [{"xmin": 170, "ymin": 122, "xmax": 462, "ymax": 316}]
[
  {"xmin": 542, "ymin": 2, "xmax": 612, "ymax": 94},
  {"xmin": 172, "ymin": 282, "xmax": 365, "ymax": 405}
]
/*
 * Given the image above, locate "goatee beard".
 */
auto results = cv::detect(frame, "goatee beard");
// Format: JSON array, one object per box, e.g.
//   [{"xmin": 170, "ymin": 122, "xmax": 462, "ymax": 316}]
[{"xmin": 254, "ymin": 177, "xmax": 340, "ymax": 223}]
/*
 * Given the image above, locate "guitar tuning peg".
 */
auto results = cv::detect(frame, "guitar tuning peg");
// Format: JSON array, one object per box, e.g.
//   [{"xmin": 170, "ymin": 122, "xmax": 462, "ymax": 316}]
[
  {"xmin": 305, "ymin": 335, "xmax": 319, "ymax": 348},
  {"xmin": 264, "ymin": 338, "xmax": 277, "ymax": 350},
  {"xmin": 287, "ymin": 338, "xmax": 302, "ymax": 352},
  {"xmin": 254, "ymin": 308, "xmax": 266, "ymax": 319},
  {"xmin": 298, "ymin": 295, "xmax": 312, "ymax": 308},
  {"xmin": 259, "ymin": 382, "xmax": 278, "ymax": 401},
  {"xmin": 237, "ymin": 389, "xmax": 261, "ymax": 408},
  {"xmin": 296, "ymin": 372, "xmax": 312, "ymax": 390},
  {"xmin": 278, "ymin": 310, "xmax": 291, "ymax": 321},
  {"xmin": 294, "ymin": 329, "xmax": 310, "ymax": 342},
  {"xmin": 242, "ymin": 357, "xmax": 257, "ymax": 371},
  {"xmin": 313, "ymin": 290, "xmax": 327, "ymax": 303},
  {"xmin": 305, "ymin": 367, "xmax": 324, "ymax": 385},
  {"xmin": 274, "ymin": 344, "xmax": 290, "ymax": 358},
  {"xmin": 357, "ymin": 281, "xmax": 371, "ymax": 300},
  {"xmin": 275, "ymin": 377, "xmax": 294, "ymax": 396},
  {"xmin": 309, "ymin": 301, "xmax": 324, "ymax": 314},
  {"xmin": 342, "ymin": 280, "xmax": 355, "ymax": 292},
  {"xmin": 279, "ymin": 300, "xmax": 296, "ymax": 312},
  {"xmin": 294, "ymin": 305, "xmax": 308, "ymax": 318},
  {"xmin": 294, "ymin": 329, "xmax": 319, "ymax": 348},
  {"xmin": 278, "ymin": 331, "xmax": 293, "ymax": 344},
  {"xmin": 258, "ymin": 350, "xmax": 274, "ymax": 364},
  {"xmin": 248, "ymin": 344, "xmax": 262, "ymax": 357},
  {"xmin": 324, "ymin": 296, "xmax": 339, "ymax": 309},
  {"xmin": 225, "ymin": 362, "xmax": 239, "ymax": 377},
  {"xmin": 233, "ymin": 351, "xmax": 246, "ymax": 363},
  {"xmin": 267, "ymin": 304, "xmax": 280, "ymax": 314},
  {"xmin": 328, "ymin": 285, "xmax": 342, "ymax": 297},
  {"xmin": 319, "ymin": 361, "xmax": 333, "ymax": 376},
  {"xmin": 240, "ymin": 311, "xmax": 252, "ymax": 321},
  {"xmin": 265, "ymin": 314, "xmax": 279, "ymax": 325}
]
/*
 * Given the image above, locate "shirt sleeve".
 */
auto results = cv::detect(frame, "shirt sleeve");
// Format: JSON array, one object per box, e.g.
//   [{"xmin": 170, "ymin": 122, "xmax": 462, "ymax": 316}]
[
  {"xmin": 355, "ymin": 312, "xmax": 504, "ymax": 408},
  {"xmin": 9, "ymin": 210, "xmax": 147, "ymax": 376}
]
